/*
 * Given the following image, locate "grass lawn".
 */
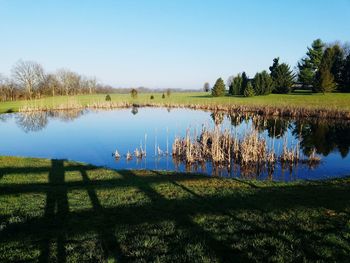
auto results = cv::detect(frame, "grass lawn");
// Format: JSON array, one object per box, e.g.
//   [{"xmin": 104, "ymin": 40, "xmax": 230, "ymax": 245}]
[
  {"xmin": 0, "ymin": 156, "xmax": 349, "ymax": 262},
  {"xmin": 1, "ymin": 92, "xmax": 350, "ymax": 114}
]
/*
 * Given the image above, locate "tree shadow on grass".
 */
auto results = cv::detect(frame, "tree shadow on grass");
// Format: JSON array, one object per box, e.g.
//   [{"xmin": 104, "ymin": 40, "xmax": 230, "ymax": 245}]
[{"xmin": 0, "ymin": 160, "xmax": 349, "ymax": 262}]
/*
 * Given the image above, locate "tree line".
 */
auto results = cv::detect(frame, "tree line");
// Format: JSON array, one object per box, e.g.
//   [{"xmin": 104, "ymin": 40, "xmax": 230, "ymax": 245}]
[
  {"xmin": 0, "ymin": 60, "xmax": 102, "ymax": 101},
  {"xmin": 209, "ymin": 39, "xmax": 350, "ymax": 97}
]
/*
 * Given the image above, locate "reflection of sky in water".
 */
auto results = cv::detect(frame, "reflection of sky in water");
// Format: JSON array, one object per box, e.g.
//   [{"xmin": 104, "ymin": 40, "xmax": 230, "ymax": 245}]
[{"xmin": 0, "ymin": 108, "xmax": 349, "ymax": 181}]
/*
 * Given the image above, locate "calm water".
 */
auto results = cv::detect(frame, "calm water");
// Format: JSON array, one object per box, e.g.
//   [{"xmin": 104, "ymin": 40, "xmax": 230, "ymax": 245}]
[{"xmin": 1, "ymin": 108, "xmax": 350, "ymax": 181}]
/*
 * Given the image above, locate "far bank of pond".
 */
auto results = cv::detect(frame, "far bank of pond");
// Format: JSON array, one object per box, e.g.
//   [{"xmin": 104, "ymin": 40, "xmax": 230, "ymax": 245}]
[{"xmin": 1, "ymin": 92, "xmax": 350, "ymax": 119}]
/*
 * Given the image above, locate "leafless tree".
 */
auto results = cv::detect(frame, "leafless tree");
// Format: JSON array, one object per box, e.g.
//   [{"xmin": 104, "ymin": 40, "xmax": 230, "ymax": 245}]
[
  {"xmin": 11, "ymin": 60, "xmax": 45, "ymax": 99},
  {"xmin": 56, "ymin": 69, "xmax": 81, "ymax": 96}
]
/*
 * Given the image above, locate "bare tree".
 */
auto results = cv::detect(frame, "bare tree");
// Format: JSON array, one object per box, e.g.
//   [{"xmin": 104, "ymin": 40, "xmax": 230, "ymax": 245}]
[
  {"xmin": 56, "ymin": 69, "xmax": 81, "ymax": 96},
  {"xmin": 11, "ymin": 60, "xmax": 45, "ymax": 99},
  {"xmin": 42, "ymin": 74, "xmax": 60, "ymax": 97},
  {"xmin": 203, "ymin": 82, "xmax": 210, "ymax": 92}
]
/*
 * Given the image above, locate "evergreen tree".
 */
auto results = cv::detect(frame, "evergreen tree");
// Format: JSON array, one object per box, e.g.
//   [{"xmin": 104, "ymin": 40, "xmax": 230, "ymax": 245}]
[
  {"xmin": 243, "ymin": 82, "xmax": 255, "ymax": 97},
  {"xmin": 297, "ymin": 58, "xmax": 314, "ymax": 87},
  {"xmin": 241, "ymin": 72, "xmax": 249, "ymax": 94},
  {"xmin": 253, "ymin": 70, "xmax": 273, "ymax": 95},
  {"xmin": 297, "ymin": 39, "xmax": 325, "ymax": 88},
  {"xmin": 211, "ymin": 78, "xmax": 226, "ymax": 97},
  {"xmin": 307, "ymin": 39, "xmax": 324, "ymax": 70},
  {"xmin": 314, "ymin": 47, "xmax": 337, "ymax": 93},
  {"xmin": 228, "ymin": 74, "xmax": 243, "ymax": 95},
  {"xmin": 269, "ymin": 57, "xmax": 280, "ymax": 81},
  {"xmin": 330, "ymin": 44, "xmax": 345, "ymax": 86},
  {"xmin": 341, "ymin": 54, "xmax": 350, "ymax": 92},
  {"xmin": 273, "ymin": 63, "xmax": 295, "ymax": 94}
]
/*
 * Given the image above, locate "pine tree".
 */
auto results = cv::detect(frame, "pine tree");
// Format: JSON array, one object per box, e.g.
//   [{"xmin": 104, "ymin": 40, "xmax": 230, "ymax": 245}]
[
  {"xmin": 269, "ymin": 57, "xmax": 280, "ymax": 81},
  {"xmin": 241, "ymin": 72, "xmax": 249, "ymax": 94},
  {"xmin": 330, "ymin": 44, "xmax": 344, "ymax": 86},
  {"xmin": 229, "ymin": 74, "xmax": 243, "ymax": 95},
  {"xmin": 273, "ymin": 63, "xmax": 295, "ymax": 94},
  {"xmin": 341, "ymin": 55, "xmax": 350, "ymax": 92},
  {"xmin": 253, "ymin": 70, "xmax": 273, "ymax": 95},
  {"xmin": 297, "ymin": 39, "xmax": 325, "ymax": 88},
  {"xmin": 297, "ymin": 58, "xmax": 314, "ymax": 87},
  {"xmin": 243, "ymin": 82, "xmax": 255, "ymax": 97},
  {"xmin": 307, "ymin": 39, "xmax": 324, "ymax": 70},
  {"xmin": 211, "ymin": 78, "xmax": 226, "ymax": 97},
  {"xmin": 314, "ymin": 47, "xmax": 337, "ymax": 93}
]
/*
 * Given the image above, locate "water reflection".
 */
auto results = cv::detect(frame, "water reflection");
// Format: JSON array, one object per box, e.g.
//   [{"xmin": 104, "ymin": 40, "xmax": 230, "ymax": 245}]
[
  {"xmin": 15, "ymin": 110, "xmax": 86, "ymax": 132},
  {"xmin": 1, "ymin": 108, "xmax": 350, "ymax": 181},
  {"xmin": 11, "ymin": 109, "xmax": 350, "ymax": 159},
  {"xmin": 293, "ymin": 120, "xmax": 350, "ymax": 158}
]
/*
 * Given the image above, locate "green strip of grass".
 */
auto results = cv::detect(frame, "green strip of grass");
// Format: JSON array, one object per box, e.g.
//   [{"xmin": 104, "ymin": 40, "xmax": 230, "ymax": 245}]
[
  {"xmin": 0, "ymin": 156, "xmax": 349, "ymax": 262},
  {"xmin": 1, "ymin": 92, "xmax": 350, "ymax": 114}
]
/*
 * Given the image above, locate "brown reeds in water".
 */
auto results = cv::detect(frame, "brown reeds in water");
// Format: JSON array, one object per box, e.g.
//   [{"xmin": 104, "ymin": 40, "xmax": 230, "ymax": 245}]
[{"xmin": 172, "ymin": 126, "xmax": 320, "ymax": 172}]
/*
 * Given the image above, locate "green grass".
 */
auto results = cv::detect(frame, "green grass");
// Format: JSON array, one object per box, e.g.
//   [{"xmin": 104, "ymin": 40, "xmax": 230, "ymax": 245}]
[
  {"xmin": 1, "ymin": 92, "xmax": 350, "ymax": 114},
  {"xmin": 0, "ymin": 156, "xmax": 349, "ymax": 262}
]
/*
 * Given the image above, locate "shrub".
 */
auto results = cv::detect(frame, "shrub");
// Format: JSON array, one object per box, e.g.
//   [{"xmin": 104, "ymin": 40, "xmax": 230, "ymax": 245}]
[
  {"xmin": 130, "ymin": 88, "xmax": 138, "ymax": 99},
  {"xmin": 162, "ymin": 93, "xmax": 166, "ymax": 99},
  {"xmin": 150, "ymin": 95, "xmax": 154, "ymax": 99},
  {"xmin": 105, "ymin": 94, "xmax": 111, "ymax": 101},
  {"xmin": 211, "ymin": 78, "xmax": 226, "ymax": 97}
]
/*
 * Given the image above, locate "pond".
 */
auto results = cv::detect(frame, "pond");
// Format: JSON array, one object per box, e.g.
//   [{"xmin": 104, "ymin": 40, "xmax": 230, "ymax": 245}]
[{"xmin": 0, "ymin": 107, "xmax": 350, "ymax": 181}]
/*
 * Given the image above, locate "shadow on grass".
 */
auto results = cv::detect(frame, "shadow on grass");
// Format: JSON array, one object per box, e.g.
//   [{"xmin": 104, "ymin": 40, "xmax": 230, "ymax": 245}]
[{"xmin": 0, "ymin": 160, "xmax": 349, "ymax": 262}]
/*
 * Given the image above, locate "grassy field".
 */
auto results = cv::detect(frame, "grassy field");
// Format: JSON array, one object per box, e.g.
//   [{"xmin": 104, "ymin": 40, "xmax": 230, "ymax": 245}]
[
  {"xmin": 1, "ymin": 92, "xmax": 350, "ymax": 114},
  {"xmin": 0, "ymin": 156, "xmax": 349, "ymax": 262}
]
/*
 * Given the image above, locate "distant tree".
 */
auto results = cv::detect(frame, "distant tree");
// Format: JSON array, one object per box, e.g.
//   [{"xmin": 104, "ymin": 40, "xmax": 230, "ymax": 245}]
[
  {"xmin": 150, "ymin": 95, "xmax": 154, "ymax": 99},
  {"xmin": 269, "ymin": 57, "xmax": 280, "ymax": 82},
  {"xmin": 307, "ymin": 39, "xmax": 325, "ymax": 70},
  {"xmin": 166, "ymin": 89, "xmax": 171, "ymax": 97},
  {"xmin": 243, "ymin": 82, "xmax": 255, "ymax": 97},
  {"xmin": 241, "ymin": 72, "xmax": 249, "ymax": 93},
  {"xmin": 11, "ymin": 60, "xmax": 45, "ymax": 99},
  {"xmin": 314, "ymin": 47, "xmax": 338, "ymax": 93},
  {"xmin": 211, "ymin": 78, "xmax": 226, "ymax": 97},
  {"xmin": 297, "ymin": 58, "xmax": 314, "ymax": 87},
  {"xmin": 341, "ymin": 54, "xmax": 350, "ymax": 92},
  {"xmin": 297, "ymin": 39, "xmax": 325, "ymax": 88},
  {"xmin": 42, "ymin": 74, "xmax": 60, "ymax": 97},
  {"xmin": 330, "ymin": 44, "xmax": 345, "ymax": 87},
  {"xmin": 105, "ymin": 94, "xmax": 111, "ymax": 101},
  {"xmin": 162, "ymin": 93, "xmax": 166, "ymax": 99},
  {"xmin": 203, "ymin": 82, "xmax": 210, "ymax": 92},
  {"xmin": 56, "ymin": 69, "xmax": 81, "ymax": 96},
  {"xmin": 253, "ymin": 70, "xmax": 274, "ymax": 95},
  {"xmin": 229, "ymin": 74, "xmax": 243, "ymax": 95},
  {"xmin": 273, "ymin": 63, "xmax": 295, "ymax": 94},
  {"xmin": 130, "ymin": 88, "xmax": 138, "ymax": 98}
]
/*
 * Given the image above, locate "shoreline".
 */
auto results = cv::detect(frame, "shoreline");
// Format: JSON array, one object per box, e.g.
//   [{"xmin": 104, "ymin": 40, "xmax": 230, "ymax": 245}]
[{"xmin": 14, "ymin": 100, "xmax": 350, "ymax": 120}]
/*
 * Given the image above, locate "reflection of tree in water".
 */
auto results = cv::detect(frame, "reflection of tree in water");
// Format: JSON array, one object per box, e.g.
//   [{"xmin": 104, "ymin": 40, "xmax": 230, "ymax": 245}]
[
  {"xmin": 16, "ymin": 112, "xmax": 49, "ymax": 133},
  {"xmin": 48, "ymin": 110, "xmax": 85, "ymax": 122},
  {"xmin": 0, "ymin": 114, "xmax": 11, "ymax": 123},
  {"xmin": 293, "ymin": 120, "xmax": 350, "ymax": 158},
  {"xmin": 261, "ymin": 118, "xmax": 290, "ymax": 138},
  {"xmin": 228, "ymin": 113, "xmax": 245, "ymax": 127},
  {"xmin": 131, "ymin": 107, "xmax": 138, "ymax": 115},
  {"xmin": 16, "ymin": 110, "xmax": 85, "ymax": 132},
  {"xmin": 210, "ymin": 111, "xmax": 225, "ymax": 126}
]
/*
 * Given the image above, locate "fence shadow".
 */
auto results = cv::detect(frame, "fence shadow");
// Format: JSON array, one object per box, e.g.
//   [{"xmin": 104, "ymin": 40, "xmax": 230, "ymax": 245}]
[{"xmin": 0, "ymin": 160, "xmax": 349, "ymax": 262}]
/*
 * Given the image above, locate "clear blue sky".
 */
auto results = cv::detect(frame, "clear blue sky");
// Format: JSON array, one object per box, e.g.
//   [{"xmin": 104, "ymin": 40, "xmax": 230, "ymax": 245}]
[{"xmin": 0, "ymin": 0, "xmax": 349, "ymax": 89}]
